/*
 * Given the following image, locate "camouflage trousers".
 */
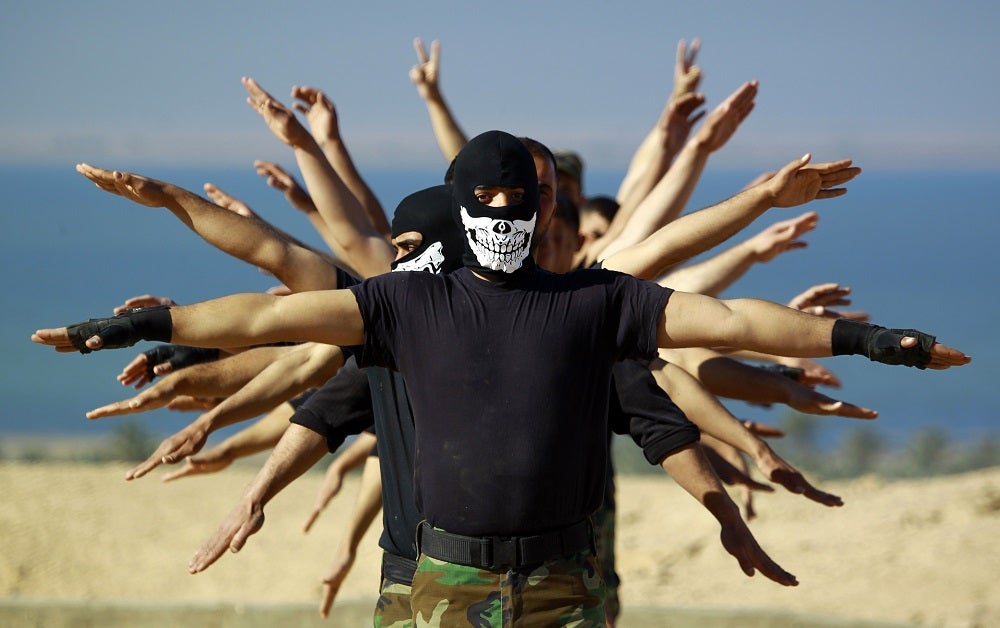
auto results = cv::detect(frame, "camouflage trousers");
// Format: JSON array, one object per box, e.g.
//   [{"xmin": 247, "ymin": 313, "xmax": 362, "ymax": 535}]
[
  {"xmin": 375, "ymin": 577, "xmax": 414, "ymax": 628},
  {"xmin": 591, "ymin": 500, "xmax": 620, "ymax": 622},
  {"xmin": 410, "ymin": 550, "xmax": 607, "ymax": 627}
]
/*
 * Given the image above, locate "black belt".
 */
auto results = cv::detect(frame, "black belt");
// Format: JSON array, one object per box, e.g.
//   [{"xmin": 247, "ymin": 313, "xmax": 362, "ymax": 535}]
[
  {"xmin": 417, "ymin": 520, "xmax": 592, "ymax": 571},
  {"xmin": 381, "ymin": 552, "xmax": 418, "ymax": 587}
]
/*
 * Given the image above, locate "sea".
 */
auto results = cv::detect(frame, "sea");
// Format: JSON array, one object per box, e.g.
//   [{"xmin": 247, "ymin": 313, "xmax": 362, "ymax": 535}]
[{"xmin": 1, "ymin": 165, "xmax": 996, "ymax": 451}]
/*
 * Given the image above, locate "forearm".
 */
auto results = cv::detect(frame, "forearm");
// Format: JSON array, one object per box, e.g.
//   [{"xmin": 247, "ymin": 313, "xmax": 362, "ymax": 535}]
[
  {"xmin": 603, "ymin": 184, "xmax": 772, "ymax": 281},
  {"xmin": 292, "ymin": 141, "xmax": 393, "ymax": 278},
  {"xmin": 661, "ymin": 346, "xmax": 801, "ymax": 406},
  {"xmin": 422, "ymin": 91, "xmax": 468, "ymax": 163},
  {"xmin": 657, "ymin": 241, "xmax": 756, "ymax": 296},
  {"xmin": 197, "ymin": 344, "xmax": 344, "ymax": 435},
  {"xmin": 211, "ymin": 404, "xmax": 295, "ymax": 461},
  {"xmin": 341, "ymin": 456, "xmax": 383, "ymax": 551},
  {"xmin": 315, "ymin": 136, "xmax": 390, "ymax": 237},
  {"xmin": 168, "ymin": 290, "xmax": 364, "ymax": 349},
  {"xmin": 659, "ymin": 292, "xmax": 835, "ymax": 358},
  {"xmin": 659, "ymin": 442, "xmax": 743, "ymax": 526},
  {"xmin": 330, "ymin": 431, "xmax": 377, "ymax": 478},
  {"xmin": 243, "ymin": 423, "xmax": 328, "ymax": 507},
  {"xmin": 595, "ymin": 137, "xmax": 713, "ymax": 263},
  {"xmin": 650, "ymin": 359, "xmax": 768, "ymax": 461}
]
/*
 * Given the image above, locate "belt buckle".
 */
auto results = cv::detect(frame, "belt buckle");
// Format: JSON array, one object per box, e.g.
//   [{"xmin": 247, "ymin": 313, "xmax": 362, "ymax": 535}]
[{"xmin": 488, "ymin": 536, "xmax": 518, "ymax": 570}]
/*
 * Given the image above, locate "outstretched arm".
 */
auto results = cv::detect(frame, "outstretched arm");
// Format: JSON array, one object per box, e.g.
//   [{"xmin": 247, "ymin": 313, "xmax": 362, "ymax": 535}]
[
  {"xmin": 243, "ymin": 77, "xmax": 394, "ymax": 279},
  {"xmin": 410, "ymin": 38, "xmax": 468, "ymax": 163},
  {"xmin": 616, "ymin": 38, "xmax": 703, "ymax": 210},
  {"xmin": 657, "ymin": 292, "xmax": 970, "ymax": 371},
  {"xmin": 122, "ymin": 343, "xmax": 345, "ymax": 481},
  {"xmin": 33, "ymin": 289, "xmax": 366, "ymax": 354},
  {"xmin": 588, "ymin": 80, "xmax": 759, "ymax": 267},
  {"xmin": 162, "ymin": 403, "xmax": 296, "ymax": 482},
  {"xmin": 658, "ymin": 211, "xmax": 818, "ymax": 296},
  {"xmin": 319, "ymin": 453, "xmax": 383, "ymax": 618},
  {"xmin": 603, "ymin": 154, "xmax": 857, "ymax": 280},
  {"xmin": 304, "ymin": 431, "xmax": 378, "ymax": 533},
  {"xmin": 290, "ymin": 85, "xmax": 390, "ymax": 237},
  {"xmin": 188, "ymin": 423, "xmax": 328, "ymax": 573},
  {"xmin": 659, "ymin": 442, "xmax": 798, "ymax": 586},
  {"xmin": 76, "ymin": 164, "xmax": 342, "ymax": 292},
  {"xmin": 650, "ymin": 357, "xmax": 843, "ymax": 506}
]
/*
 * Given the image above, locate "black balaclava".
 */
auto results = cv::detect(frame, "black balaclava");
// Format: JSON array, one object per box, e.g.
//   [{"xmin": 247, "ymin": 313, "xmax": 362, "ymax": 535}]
[
  {"xmin": 390, "ymin": 184, "xmax": 465, "ymax": 275},
  {"xmin": 451, "ymin": 130, "xmax": 539, "ymax": 279}
]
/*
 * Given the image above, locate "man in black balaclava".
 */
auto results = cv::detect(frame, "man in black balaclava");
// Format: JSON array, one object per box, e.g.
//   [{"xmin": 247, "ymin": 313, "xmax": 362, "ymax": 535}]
[{"xmin": 39, "ymin": 130, "xmax": 968, "ymax": 626}]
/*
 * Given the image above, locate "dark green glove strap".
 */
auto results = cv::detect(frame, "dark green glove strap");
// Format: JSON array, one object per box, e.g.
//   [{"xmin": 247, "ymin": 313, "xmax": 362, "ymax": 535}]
[
  {"xmin": 67, "ymin": 305, "xmax": 173, "ymax": 354},
  {"xmin": 831, "ymin": 319, "xmax": 935, "ymax": 369}
]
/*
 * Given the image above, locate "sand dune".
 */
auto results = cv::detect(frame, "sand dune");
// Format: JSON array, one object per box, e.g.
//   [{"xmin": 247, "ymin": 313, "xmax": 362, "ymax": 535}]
[{"xmin": 2, "ymin": 461, "xmax": 997, "ymax": 626}]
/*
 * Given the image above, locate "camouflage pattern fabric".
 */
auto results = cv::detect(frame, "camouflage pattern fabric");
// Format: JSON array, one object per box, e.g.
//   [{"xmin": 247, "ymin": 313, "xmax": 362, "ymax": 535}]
[
  {"xmin": 375, "ymin": 578, "xmax": 414, "ymax": 628},
  {"xmin": 410, "ymin": 550, "xmax": 606, "ymax": 627},
  {"xmin": 591, "ymin": 502, "xmax": 620, "ymax": 621}
]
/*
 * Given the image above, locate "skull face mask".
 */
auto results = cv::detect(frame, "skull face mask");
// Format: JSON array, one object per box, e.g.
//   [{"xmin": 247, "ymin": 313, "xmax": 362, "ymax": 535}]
[
  {"xmin": 450, "ymin": 130, "xmax": 540, "ymax": 279},
  {"xmin": 390, "ymin": 184, "xmax": 465, "ymax": 275}
]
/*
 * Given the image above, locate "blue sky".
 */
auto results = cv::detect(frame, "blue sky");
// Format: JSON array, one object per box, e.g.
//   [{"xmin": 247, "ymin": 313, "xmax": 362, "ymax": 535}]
[{"xmin": 2, "ymin": 1, "xmax": 999, "ymax": 172}]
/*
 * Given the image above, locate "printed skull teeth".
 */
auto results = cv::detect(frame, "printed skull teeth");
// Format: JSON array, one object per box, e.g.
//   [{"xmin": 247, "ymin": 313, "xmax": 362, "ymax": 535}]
[{"xmin": 460, "ymin": 206, "xmax": 536, "ymax": 273}]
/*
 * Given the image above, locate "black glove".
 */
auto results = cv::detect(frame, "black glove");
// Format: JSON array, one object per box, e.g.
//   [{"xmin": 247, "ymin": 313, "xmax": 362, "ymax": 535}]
[
  {"xmin": 67, "ymin": 305, "xmax": 172, "ymax": 354},
  {"xmin": 831, "ymin": 319, "xmax": 935, "ymax": 369},
  {"xmin": 143, "ymin": 344, "xmax": 220, "ymax": 381}
]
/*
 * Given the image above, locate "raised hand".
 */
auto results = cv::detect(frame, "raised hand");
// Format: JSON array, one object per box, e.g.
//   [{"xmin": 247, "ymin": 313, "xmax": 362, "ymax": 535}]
[
  {"xmin": 656, "ymin": 92, "xmax": 706, "ymax": 157},
  {"xmin": 690, "ymin": 80, "xmax": 758, "ymax": 153},
  {"xmin": 745, "ymin": 211, "xmax": 818, "ymax": 263},
  {"xmin": 752, "ymin": 443, "xmax": 843, "ymax": 507},
  {"xmin": 203, "ymin": 182, "xmax": 257, "ymax": 219},
  {"xmin": 410, "ymin": 38, "xmax": 442, "ymax": 100},
  {"xmin": 714, "ymin": 498, "xmax": 798, "ymax": 586},
  {"xmin": 291, "ymin": 85, "xmax": 341, "ymax": 144},
  {"xmin": 766, "ymin": 155, "xmax": 862, "ymax": 208},
  {"xmin": 672, "ymin": 38, "xmax": 702, "ymax": 100},
  {"xmin": 788, "ymin": 283, "xmax": 870, "ymax": 321},
  {"xmin": 302, "ymin": 459, "xmax": 348, "ymax": 533},
  {"xmin": 253, "ymin": 160, "xmax": 317, "ymax": 214},
  {"xmin": 242, "ymin": 76, "xmax": 312, "ymax": 148},
  {"xmin": 76, "ymin": 163, "xmax": 172, "ymax": 208},
  {"xmin": 785, "ymin": 382, "xmax": 878, "ymax": 419}
]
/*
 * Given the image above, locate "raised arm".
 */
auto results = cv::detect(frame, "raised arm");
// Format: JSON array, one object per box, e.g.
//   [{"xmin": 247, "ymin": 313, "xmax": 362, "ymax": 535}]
[
  {"xmin": 291, "ymin": 85, "xmax": 390, "ymax": 236},
  {"xmin": 585, "ymin": 80, "xmax": 759, "ymax": 267},
  {"xmin": 603, "ymin": 154, "xmax": 856, "ymax": 280},
  {"xmin": 410, "ymin": 38, "xmax": 468, "ymax": 163},
  {"xmin": 616, "ymin": 38, "xmax": 703, "ymax": 209},
  {"xmin": 658, "ymin": 211, "xmax": 818, "ymax": 295},
  {"xmin": 76, "ymin": 164, "xmax": 342, "ymax": 292},
  {"xmin": 243, "ymin": 77, "xmax": 394, "ymax": 278}
]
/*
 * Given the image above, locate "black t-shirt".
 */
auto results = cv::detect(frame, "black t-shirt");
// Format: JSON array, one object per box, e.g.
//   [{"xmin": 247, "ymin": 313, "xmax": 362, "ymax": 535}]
[
  {"xmin": 290, "ymin": 355, "xmax": 374, "ymax": 453},
  {"xmin": 350, "ymin": 266, "xmax": 672, "ymax": 536}
]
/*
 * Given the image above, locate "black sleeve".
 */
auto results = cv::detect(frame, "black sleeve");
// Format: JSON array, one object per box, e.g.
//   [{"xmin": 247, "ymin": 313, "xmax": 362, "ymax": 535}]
[{"xmin": 289, "ymin": 355, "xmax": 376, "ymax": 453}]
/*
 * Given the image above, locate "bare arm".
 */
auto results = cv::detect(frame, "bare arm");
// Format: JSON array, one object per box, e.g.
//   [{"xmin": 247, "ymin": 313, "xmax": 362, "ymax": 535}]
[
  {"xmin": 588, "ymin": 80, "xmax": 759, "ymax": 266},
  {"xmin": 319, "ymin": 454, "xmax": 383, "ymax": 618},
  {"xmin": 304, "ymin": 431, "xmax": 378, "ymax": 533},
  {"xmin": 291, "ymin": 85, "xmax": 390, "ymax": 236},
  {"xmin": 659, "ymin": 442, "xmax": 797, "ymax": 586},
  {"xmin": 189, "ymin": 423, "xmax": 329, "ymax": 573},
  {"xmin": 602, "ymin": 154, "xmax": 856, "ymax": 281},
  {"xmin": 410, "ymin": 38, "xmax": 469, "ymax": 163},
  {"xmin": 76, "ymin": 164, "xmax": 341, "ymax": 293},
  {"xmin": 243, "ymin": 77, "xmax": 394, "ymax": 279},
  {"xmin": 161, "ymin": 403, "xmax": 296, "ymax": 482},
  {"xmin": 658, "ymin": 211, "xmax": 818, "ymax": 295}
]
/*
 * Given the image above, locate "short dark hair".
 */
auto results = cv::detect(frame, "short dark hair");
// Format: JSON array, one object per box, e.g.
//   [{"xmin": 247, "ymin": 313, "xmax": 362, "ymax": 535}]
[
  {"xmin": 580, "ymin": 195, "xmax": 619, "ymax": 222},
  {"xmin": 517, "ymin": 136, "xmax": 557, "ymax": 177}
]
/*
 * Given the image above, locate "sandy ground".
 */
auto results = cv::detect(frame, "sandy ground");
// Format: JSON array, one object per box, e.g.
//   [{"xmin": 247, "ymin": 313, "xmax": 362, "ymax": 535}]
[{"xmin": 1, "ymin": 461, "xmax": 998, "ymax": 626}]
